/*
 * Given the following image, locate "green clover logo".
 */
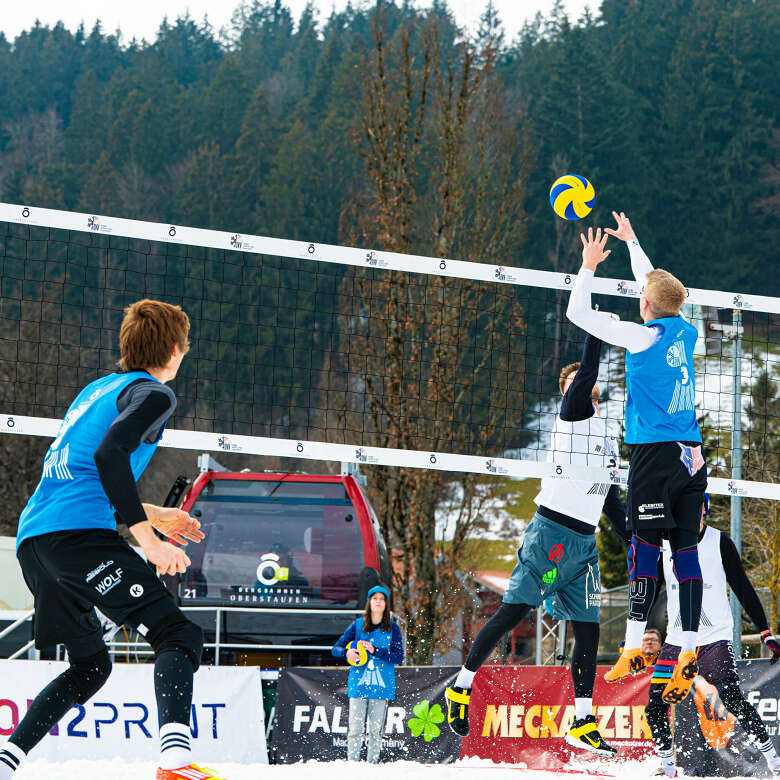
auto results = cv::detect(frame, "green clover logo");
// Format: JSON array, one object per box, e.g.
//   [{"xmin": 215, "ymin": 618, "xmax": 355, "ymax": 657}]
[{"xmin": 407, "ymin": 699, "xmax": 445, "ymax": 742}]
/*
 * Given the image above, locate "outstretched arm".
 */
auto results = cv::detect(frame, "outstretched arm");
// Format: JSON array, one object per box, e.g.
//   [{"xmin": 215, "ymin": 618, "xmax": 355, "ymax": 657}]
[
  {"xmin": 559, "ymin": 333, "xmax": 601, "ymax": 422},
  {"xmin": 720, "ymin": 533, "xmax": 769, "ymax": 633},
  {"xmin": 566, "ymin": 228, "xmax": 657, "ymax": 353}
]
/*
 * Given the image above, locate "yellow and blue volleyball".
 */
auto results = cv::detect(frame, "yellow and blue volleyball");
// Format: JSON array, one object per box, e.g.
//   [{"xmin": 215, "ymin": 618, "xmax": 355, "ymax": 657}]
[
  {"xmin": 549, "ymin": 174, "xmax": 595, "ymax": 220},
  {"xmin": 346, "ymin": 641, "xmax": 368, "ymax": 667}
]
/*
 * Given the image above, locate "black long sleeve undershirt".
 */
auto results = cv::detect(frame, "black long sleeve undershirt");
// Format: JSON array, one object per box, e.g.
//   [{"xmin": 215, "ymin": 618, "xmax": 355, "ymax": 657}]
[
  {"xmin": 603, "ymin": 485, "xmax": 629, "ymax": 544},
  {"xmin": 558, "ymin": 334, "xmax": 629, "ymax": 541},
  {"xmin": 559, "ymin": 333, "xmax": 602, "ymax": 423},
  {"xmin": 93, "ymin": 380, "xmax": 176, "ymax": 528},
  {"xmin": 720, "ymin": 531, "xmax": 769, "ymax": 633}
]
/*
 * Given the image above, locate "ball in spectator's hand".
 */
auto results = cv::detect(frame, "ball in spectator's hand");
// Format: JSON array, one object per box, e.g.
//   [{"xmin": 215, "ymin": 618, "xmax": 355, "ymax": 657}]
[{"xmin": 347, "ymin": 641, "xmax": 368, "ymax": 666}]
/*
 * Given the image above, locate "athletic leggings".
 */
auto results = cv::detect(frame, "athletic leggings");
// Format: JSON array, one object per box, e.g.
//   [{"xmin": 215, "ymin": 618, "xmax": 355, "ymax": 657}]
[
  {"xmin": 629, "ymin": 527, "xmax": 702, "ymax": 632},
  {"xmin": 464, "ymin": 603, "xmax": 600, "ymax": 698}
]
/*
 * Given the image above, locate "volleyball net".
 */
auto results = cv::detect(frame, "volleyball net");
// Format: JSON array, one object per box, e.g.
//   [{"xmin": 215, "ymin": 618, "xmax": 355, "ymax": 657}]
[{"xmin": 0, "ymin": 202, "xmax": 778, "ymax": 499}]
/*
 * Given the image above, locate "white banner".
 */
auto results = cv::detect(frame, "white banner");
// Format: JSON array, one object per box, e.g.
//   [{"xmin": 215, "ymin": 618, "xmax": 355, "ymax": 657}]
[
  {"xmin": 0, "ymin": 412, "xmax": 777, "ymax": 501},
  {"xmin": 0, "ymin": 660, "xmax": 266, "ymax": 764},
  {"xmin": 1, "ymin": 201, "xmax": 777, "ymax": 313}
]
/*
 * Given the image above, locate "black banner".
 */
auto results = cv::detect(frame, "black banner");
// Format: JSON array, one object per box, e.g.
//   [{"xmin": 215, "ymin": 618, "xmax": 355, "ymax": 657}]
[
  {"xmin": 676, "ymin": 659, "xmax": 780, "ymax": 777},
  {"xmin": 272, "ymin": 666, "xmax": 460, "ymax": 763}
]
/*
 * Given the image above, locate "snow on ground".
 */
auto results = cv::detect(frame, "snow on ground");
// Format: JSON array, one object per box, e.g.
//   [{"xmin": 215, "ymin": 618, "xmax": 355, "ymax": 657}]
[{"xmin": 7, "ymin": 756, "xmax": 674, "ymax": 780}]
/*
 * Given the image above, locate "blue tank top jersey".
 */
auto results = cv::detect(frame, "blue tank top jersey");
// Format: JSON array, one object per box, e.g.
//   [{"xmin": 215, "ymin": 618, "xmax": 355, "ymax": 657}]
[
  {"xmin": 346, "ymin": 618, "xmax": 398, "ymax": 700},
  {"xmin": 624, "ymin": 316, "xmax": 701, "ymax": 444},
  {"xmin": 17, "ymin": 372, "xmax": 164, "ymax": 548}
]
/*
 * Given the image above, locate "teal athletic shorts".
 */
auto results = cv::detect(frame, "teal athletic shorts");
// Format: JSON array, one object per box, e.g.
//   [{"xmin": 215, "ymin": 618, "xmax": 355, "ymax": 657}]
[{"xmin": 503, "ymin": 512, "xmax": 601, "ymax": 623}]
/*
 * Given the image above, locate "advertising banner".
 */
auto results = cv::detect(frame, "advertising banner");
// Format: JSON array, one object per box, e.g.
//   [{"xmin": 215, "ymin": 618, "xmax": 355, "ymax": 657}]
[
  {"xmin": 272, "ymin": 666, "xmax": 460, "ymax": 763},
  {"xmin": 459, "ymin": 665, "xmax": 655, "ymax": 769},
  {"xmin": 0, "ymin": 660, "xmax": 266, "ymax": 764},
  {"xmin": 675, "ymin": 659, "xmax": 780, "ymax": 778}
]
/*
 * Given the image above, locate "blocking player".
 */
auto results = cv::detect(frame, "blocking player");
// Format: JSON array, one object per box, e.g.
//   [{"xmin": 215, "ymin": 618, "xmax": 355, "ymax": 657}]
[
  {"xmin": 566, "ymin": 213, "xmax": 707, "ymax": 704},
  {"xmin": 445, "ymin": 332, "xmax": 628, "ymax": 756},
  {"xmin": 0, "ymin": 300, "xmax": 224, "ymax": 780}
]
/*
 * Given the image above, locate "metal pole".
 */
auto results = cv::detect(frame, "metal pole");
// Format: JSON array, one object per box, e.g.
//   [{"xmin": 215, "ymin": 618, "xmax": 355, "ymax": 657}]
[
  {"xmin": 730, "ymin": 309, "xmax": 743, "ymax": 657},
  {"xmin": 535, "ymin": 609, "xmax": 543, "ymax": 665},
  {"xmin": 215, "ymin": 607, "xmax": 222, "ymax": 667}
]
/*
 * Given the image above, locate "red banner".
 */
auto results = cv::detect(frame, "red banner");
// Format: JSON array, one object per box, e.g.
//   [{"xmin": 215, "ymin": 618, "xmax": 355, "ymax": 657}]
[{"xmin": 459, "ymin": 666, "xmax": 655, "ymax": 769}]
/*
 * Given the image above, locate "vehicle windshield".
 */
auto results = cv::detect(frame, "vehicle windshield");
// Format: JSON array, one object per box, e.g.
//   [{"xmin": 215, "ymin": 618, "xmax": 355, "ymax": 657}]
[{"xmin": 179, "ymin": 479, "xmax": 365, "ymax": 608}]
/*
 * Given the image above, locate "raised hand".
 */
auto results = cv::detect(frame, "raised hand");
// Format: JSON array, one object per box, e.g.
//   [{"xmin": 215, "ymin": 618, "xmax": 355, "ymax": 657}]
[
  {"xmin": 604, "ymin": 211, "xmax": 637, "ymax": 242},
  {"xmin": 579, "ymin": 226, "xmax": 611, "ymax": 271}
]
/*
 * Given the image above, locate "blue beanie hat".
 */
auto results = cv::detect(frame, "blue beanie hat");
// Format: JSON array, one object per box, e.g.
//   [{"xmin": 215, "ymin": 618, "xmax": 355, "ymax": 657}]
[{"xmin": 367, "ymin": 585, "xmax": 390, "ymax": 601}]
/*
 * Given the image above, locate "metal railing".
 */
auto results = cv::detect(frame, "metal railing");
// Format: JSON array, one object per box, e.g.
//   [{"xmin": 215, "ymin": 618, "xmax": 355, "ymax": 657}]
[{"xmin": 1, "ymin": 606, "xmax": 364, "ymax": 664}]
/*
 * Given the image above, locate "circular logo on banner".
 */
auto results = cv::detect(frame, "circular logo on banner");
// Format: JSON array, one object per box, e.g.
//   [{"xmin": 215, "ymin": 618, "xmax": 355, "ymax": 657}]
[
  {"xmin": 130, "ymin": 584, "xmax": 144, "ymax": 598},
  {"xmin": 548, "ymin": 544, "xmax": 565, "ymax": 563}
]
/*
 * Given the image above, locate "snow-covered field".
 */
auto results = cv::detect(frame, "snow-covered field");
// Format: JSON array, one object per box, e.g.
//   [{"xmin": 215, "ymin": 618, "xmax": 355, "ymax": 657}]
[{"xmin": 8, "ymin": 756, "xmax": 666, "ymax": 780}]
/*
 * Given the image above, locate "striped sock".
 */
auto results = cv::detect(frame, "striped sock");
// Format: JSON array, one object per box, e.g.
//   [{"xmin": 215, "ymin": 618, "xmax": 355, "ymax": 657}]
[
  {"xmin": 0, "ymin": 743, "xmax": 26, "ymax": 778},
  {"xmin": 159, "ymin": 722, "xmax": 192, "ymax": 770},
  {"xmin": 759, "ymin": 739, "xmax": 780, "ymax": 770}
]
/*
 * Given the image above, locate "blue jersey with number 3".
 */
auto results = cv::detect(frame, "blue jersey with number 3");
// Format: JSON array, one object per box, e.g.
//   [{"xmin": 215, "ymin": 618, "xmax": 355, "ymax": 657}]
[
  {"xmin": 624, "ymin": 316, "xmax": 701, "ymax": 444},
  {"xmin": 17, "ymin": 372, "xmax": 163, "ymax": 548}
]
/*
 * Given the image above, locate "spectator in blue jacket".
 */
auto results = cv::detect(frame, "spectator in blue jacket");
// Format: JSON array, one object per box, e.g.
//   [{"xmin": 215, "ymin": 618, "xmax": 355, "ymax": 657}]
[{"xmin": 332, "ymin": 584, "xmax": 404, "ymax": 763}]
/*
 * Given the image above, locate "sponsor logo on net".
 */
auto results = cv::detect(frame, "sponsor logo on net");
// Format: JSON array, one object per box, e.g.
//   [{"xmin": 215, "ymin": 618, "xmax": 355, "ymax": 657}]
[
  {"xmin": 355, "ymin": 447, "xmax": 379, "ymax": 464},
  {"xmin": 218, "ymin": 436, "xmax": 243, "ymax": 452},
  {"xmin": 617, "ymin": 280, "xmax": 630, "ymax": 295},
  {"xmin": 732, "ymin": 294, "xmax": 752, "ymax": 310},
  {"xmin": 727, "ymin": 480, "xmax": 748, "ymax": 496},
  {"xmin": 365, "ymin": 251, "xmax": 389, "ymax": 268},
  {"xmin": 485, "ymin": 459, "xmax": 508, "ymax": 475},
  {"xmin": 229, "ymin": 233, "xmax": 254, "ymax": 251},
  {"xmin": 494, "ymin": 266, "xmax": 518, "ymax": 283},
  {"xmin": 86, "ymin": 216, "xmax": 112, "ymax": 234}
]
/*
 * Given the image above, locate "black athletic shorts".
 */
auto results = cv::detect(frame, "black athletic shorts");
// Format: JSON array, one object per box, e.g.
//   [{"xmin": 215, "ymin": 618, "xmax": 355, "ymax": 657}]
[
  {"xmin": 17, "ymin": 529, "xmax": 181, "ymax": 657},
  {"xmin": 627, "ymin": 441, "xmax": 708, "ymax": 533}
]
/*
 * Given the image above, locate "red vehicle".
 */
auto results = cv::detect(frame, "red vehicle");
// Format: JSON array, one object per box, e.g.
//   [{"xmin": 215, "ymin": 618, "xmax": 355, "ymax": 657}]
[{"xmin": 164, "ymin": 459, "xmax": 391, "ymax": 667}]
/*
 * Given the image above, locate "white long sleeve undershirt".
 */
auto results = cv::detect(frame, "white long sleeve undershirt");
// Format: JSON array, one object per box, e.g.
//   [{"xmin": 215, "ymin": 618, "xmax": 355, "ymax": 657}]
[{"xmin": 566, "ymin": 239, "xmax": 659, "ymax": 354}]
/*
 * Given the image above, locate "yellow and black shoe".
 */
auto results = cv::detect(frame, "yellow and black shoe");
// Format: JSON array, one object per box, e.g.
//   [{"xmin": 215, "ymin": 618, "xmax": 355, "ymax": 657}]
[
  {"xmin": 604, "ymin": 646, "xmax": 647, "ymax": 682},
  {"xmin": 662, "ymin": 650, "xmax": 698, "ymax": 704},
  {"xmin": 565, "ymin": 714, "xmax": 618, "ymax": 757},
  {"xmin": 445, "ymin": 685, "xmax": 471, "ymax": 736}
]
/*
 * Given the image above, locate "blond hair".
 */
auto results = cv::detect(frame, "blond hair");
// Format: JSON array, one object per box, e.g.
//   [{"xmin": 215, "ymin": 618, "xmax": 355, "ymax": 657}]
[
  {"xmin": 644, "ymin": 269, "xmax": 686, "ymax": 318},
  {"xmin": 118, "ymin": 299, "xmax": 190, "ymax": 371},
  {"xmin": 559, "ymin": 361, "xmax": 580, "ymax": 395}
]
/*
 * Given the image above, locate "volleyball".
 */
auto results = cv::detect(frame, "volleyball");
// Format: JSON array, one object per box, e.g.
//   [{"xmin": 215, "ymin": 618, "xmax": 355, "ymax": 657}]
[
  {"xmin": 346, "ymin": 641, "xmax": 368, "ymax": 667},
  {"xmin": 549, "ymin": 174, "xmax": 596, "ymax": 220}
]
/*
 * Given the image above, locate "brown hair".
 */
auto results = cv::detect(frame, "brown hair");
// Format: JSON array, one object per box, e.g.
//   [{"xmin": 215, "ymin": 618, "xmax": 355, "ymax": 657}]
[
  {"xmin": 118, "ymin": 299, "xmax": 190, "ymax": 371},
  {"xmin": 559, "ymin": 361, "xmax": 580, "ymax": 395},
  {"xmin": 363, "ymin": 589, "xmax": 391, "ymax": 632},
  {"xmin": 644, "ymin": 269, "xmax": 686, "ymax": 318}
]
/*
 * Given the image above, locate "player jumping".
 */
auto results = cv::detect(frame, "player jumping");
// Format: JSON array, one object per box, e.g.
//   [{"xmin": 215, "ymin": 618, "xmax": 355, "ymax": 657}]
[
  {"xmin": 567, "ymin": 212, "xmax": 707, "ymax": 704},
  {"xmin": 445, "ymin": 332, "xmax": 627, "ymax": 756},
  {"xmin": 0, "ymin": 300, "xmax": 224, "ymax": 780}
]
